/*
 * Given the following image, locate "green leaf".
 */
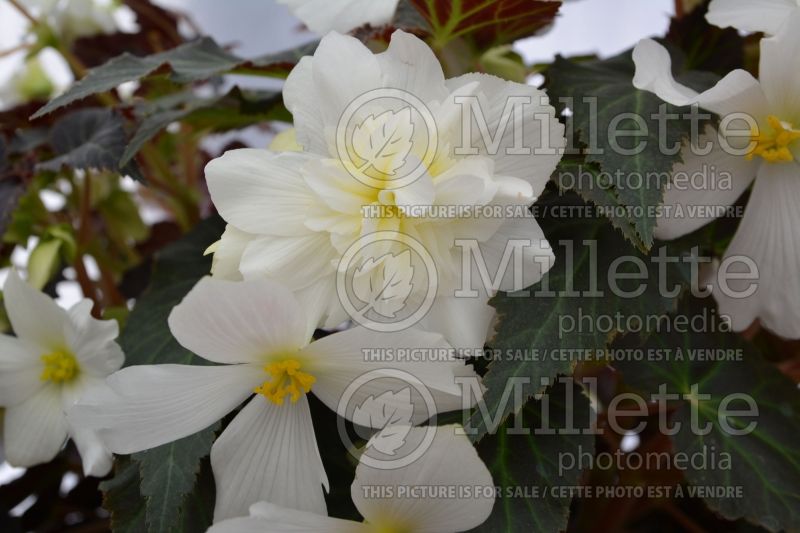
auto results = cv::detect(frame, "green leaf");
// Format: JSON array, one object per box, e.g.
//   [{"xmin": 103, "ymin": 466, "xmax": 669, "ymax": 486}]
[
  {"xmin": 615, "ymin": 297, "xmax": 800, "ymax": 532},
  {"xmin": 477, "ymin": 379, "xmax": 593, "ymax": 532},
  {"xmin": 121, "ymin": 87, "xmax": 288, "ymax": 166},
  {"xmin": 119, "ymin": 215, "xmax": 223, "ymax": 366},
  {"xmin": 38, "ymin": 108, "xmax": 143, "ymax": 181},
  {"xmin": 133, "ymin": 423, "xmax": 220, "ymax": 533},
  {"xmin": 100, "ymin": 457, "xmax": 147, "ymax": 533},
  {"xmin": 32, "ymin": 38, "xmax": 314, "ymax": 118},
  {"xmin": 553, "ymin": 156, "xmax": 646, "ymax": 252},
  {"xmin": 409, "ymin": 0, "xmax": 561, "ymax": 48},
  {"xmin": 468, "ymin": 194, "xmax": 693, "ymax": 439},
  {"xmin": 546, "ymin": 50, "xmax": 712, "ymax": 249}
]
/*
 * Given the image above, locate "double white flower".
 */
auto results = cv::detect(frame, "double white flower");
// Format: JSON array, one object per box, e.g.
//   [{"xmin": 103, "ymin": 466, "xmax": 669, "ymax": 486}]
[
  {"xmin": 0, "ymin": 271, "xmax": 123, "ymax": 476},
  {"xmin": 206, "ymin": 30, "xmax": 564, "ymax": 351},
  {"xmin": 632, "ymin": 11, "xmax": 800, "ymax": 338},
  {"xmin": 209, "ymin": 425, "xmax": 495, "ymax": 533},
  {"xmin": 73, "ymin": 277, "xmax": 480, "ymax": 521}
]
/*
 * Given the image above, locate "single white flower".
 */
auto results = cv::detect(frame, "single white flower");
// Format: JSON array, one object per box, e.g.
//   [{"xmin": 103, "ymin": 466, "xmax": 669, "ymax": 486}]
[
  {"xmin": 631, "ymin": 12, "xmax": 800, "ymax": 339},
  {"xmin": 208, "ymin": 424, "xmax": 495, "ymax": 533},
  {"xmin": 206, "ymin": 30, "xmax": 564, "ymax": 351},
  {"xmin": 0, "ymin": 270, "xmax": 123, "ymax": 476},
  {"xmin": 707, "ymin": 0, "xmax": 800, "ymax": 35},
  {"xmin": 277, "ymin": 0, "xmax": 400, "ymax": 34},
  {"xmin": 72, "ymin": 277, "xmax": 481, "ymax": 521}
]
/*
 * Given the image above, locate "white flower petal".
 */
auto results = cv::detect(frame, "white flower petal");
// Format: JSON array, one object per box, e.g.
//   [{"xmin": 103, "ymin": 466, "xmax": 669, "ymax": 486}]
[
  {"xmin": 4, "ymin": 384, "xmax": 68, "ymax": 467},
  {"xmin": 655, "ymin": 127, "xmax": 759, "ymax": 240},
  {"xmin": 706, "ymin": 0, "xmax": 797, "ymax": 35},
  {"xmin": 210, "ymin": 225, "xmax": 256, "ymax": 281},
  {"xmin": 475, "ymin": 216, "xmax": 555, "ymax": 293},
  {"xmin": 632, "ymin": 38, "xmax": 770, "ymax": 118},
  {"xmin": 210, "ymin": 395, "xmax": 328, "ymax": 521},
  {"xmin": 353, "ymin": 425, "xmax": 494, "ymax": 532},
  {"xmin": 281, "ymin": 57, "xmax": 328, "ymax": 155},
  {"xmin": 206, "ymin": 149, "xmax": 318, "ymax": 237},
  {"xmin": 444, "ymin": 73, "xmax": 565, "ymax": 194},
  {"xmin": 169, "ymin": 277, "xmax": 310, "ymax": 365},
  {"xmin": 0, "ymin": 334, "xmax": 43, "ymax": 405},
  {"xmin": 277, "ymin": 0, "xmax": 399, "ymax": 34},
  {"xmin": 293, "ymin": 275, "xmax": 348, "ymax": 335},
  {"xmin": 239, "ymin": 233, "xmax": 338, "ymax": 293},
  {"xmin": 284, "ymin": 32, "xmax": 383, "ymax": 156},
  {"xmin": 65, "ymin": 299, "xmax": 124, "ymax": 377},
  {"xmin": 305, "ymin": 327, "xmax": 480, "ymax": 422},
  {"xmin": 376, "ymin": 30, "xmax": 448, "ymax": 104},
  {"xmin": 3, "ymin": 270, "xmax": 69, "ymax": 351},
  {"xmin": 70, "ymin": 423, "xmax": 113, "ymax": 477},
  {"xmin": 65, "ymin": 378, "xmax": 114, "ymax": 476},
  {"xmin": 208, "ymin": 501, "xmax": 364, "ymax": 533},
  {"xmin": 758, "ymin": 10, "xmax": 800, "ymax": 118},
  {"xmin": 713, "ymin": 162, "xmax": 800, "ymax": 339},
  {"xmin": 71, "ymin": 364, "xmax": 260, "ymax": 454},
  {"xmin": 419, "ymin": 294, "xmax": 495, "ymax": 353}
]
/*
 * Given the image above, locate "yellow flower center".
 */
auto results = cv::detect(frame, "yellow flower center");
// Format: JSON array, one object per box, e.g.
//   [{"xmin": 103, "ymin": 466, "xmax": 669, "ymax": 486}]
[
  {"xmin": 747, "ymin": 115, "xmax": 800, "ymax": 163},
  {"xmin": 40, "ymin": 350, "xmax": 79, "ymax": 383},
  {"xmin": 253, "ymin": 358, "xmax": 316, "ymax": 405}
]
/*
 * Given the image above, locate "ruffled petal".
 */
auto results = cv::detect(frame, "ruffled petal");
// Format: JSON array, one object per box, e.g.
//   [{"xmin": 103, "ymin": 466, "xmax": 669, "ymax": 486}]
[
  {"xmin": 443, "ymin": 73, "xmax": 565, "ymax": 194},
  {"xmin": 205, "ymin": 149, "xmax": 319, "ymax": 237}
]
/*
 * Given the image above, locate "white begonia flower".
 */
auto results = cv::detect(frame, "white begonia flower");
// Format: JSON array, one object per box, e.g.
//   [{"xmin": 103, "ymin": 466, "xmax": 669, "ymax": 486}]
[
  {"xmin": 0, "ymin": 270, "xmax": 123, "ymax": 476},
  {"xmin": 631, "ymin": 12, "xmax": 800, "ymax": 339},
  {"xmin": 208, "ymin": 424, "xmax": 495, "ymax": 533},
  {"xmin": 277, "ymin": 0, "xmax": 400, "ymax": 34},
  {"xmin": 706, "ymin": 0, "xmax": 800, "ymax": 35},
  {"xmin": 71, "ymin": 277, "xmax": 481, "ymax": 521},
  {"xmin": 206, "ymin": 30, "xmax": 565, "ymax": 351}
]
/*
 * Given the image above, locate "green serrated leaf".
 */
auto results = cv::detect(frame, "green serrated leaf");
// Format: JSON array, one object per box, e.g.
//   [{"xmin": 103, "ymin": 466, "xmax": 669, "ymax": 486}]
[
  {"xmin": 121, "ymin": 87, "xmax": 287, "ymax": 167},
  {"xmin": 33, "ymin": 38, "xmax": 313, "ymax": 119},
  {"xmin": 546, "ymin": 50, "xmax": 714, "ymax": 249},
  {"xmin": 476, "ymin": 379, "xmax": 594, "ymax": 532},
  {"xmin": 615, "ymin": 297, "xmax": 800, "ymax": 532},
  {"xmin": 38, "ymin": 108, "xmax": 143, "ymax": 181},
  {"xmin": 133, "ymin": 423, "xmax": 220, "ymax": 533},
  {"xmin": 468, "ymin": 194, "xmax": 693, "ymax": 439},
  {"xmin": 100, "ymin": 457, "xmax": 147, "ymax": 533}
]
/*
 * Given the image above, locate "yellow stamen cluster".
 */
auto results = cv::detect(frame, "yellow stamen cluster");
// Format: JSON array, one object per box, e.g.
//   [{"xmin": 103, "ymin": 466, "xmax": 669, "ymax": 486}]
[
  {"xmin": 254, "ymin": 359, "xmax": 315, "ymax": 405},
  {"xmin": 40, "ymin": 350, "xmax": 79, "ymax": 383},
  {"xmin": 747, "ymin": 115, "xmax": 800, "ymax": 163}
]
